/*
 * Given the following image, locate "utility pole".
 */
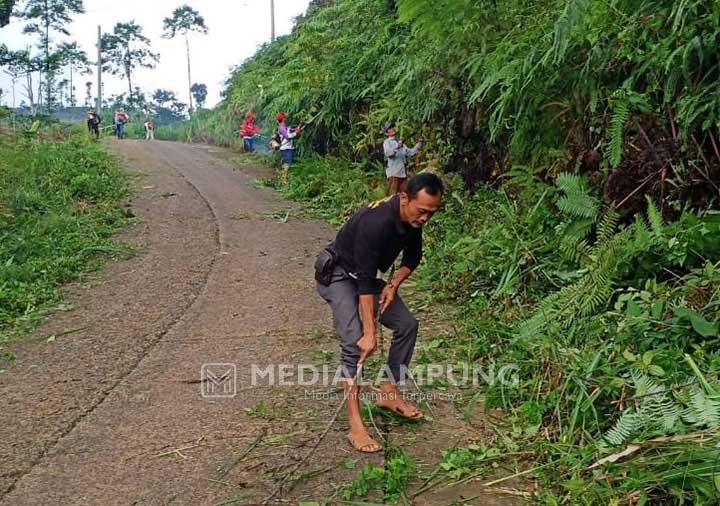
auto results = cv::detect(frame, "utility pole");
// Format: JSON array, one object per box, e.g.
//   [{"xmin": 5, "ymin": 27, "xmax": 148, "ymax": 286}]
[
  {"xmin": 96, "ymin": 25, "xmax": 102, "ymax": 114},
  {"xmin": 270, "ymin": 0, "xmax": 275, "ymax": 41},
  {"xmin": 186, "ymin": 35, "xmax": 193, "ymax": 112}
]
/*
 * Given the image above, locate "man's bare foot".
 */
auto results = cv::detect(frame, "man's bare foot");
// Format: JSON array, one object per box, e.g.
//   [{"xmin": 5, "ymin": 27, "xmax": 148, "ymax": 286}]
[
  {"xmin": 374, "ymin": 382, "xmax": 424, "ymax": 420},
  {"xmin": 347, "ymin": 428, "xmax": 382, "ymax": 453}
]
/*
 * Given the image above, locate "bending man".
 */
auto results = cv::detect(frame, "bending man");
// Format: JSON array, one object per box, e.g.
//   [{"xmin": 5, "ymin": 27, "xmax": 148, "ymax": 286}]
[{"xmin": 315, "ymin": 173, "xmax": 444, "ymax": 452}]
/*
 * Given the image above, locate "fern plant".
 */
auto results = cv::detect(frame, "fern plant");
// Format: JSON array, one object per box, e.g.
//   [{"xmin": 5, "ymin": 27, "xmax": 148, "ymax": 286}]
[
  {"xmin": 603, "ymin": 371, "xmax": 720, "ymax": 447},
  {"xmin": 555, "ymin": 172, "xmax": 600, "ymax": 265},
  {"xmin": 518, "ymin": 192, "xmax": 665, "ymax": 339},
  {"xmin": 555, "ymin": 173, "xmax": 599, "ymax": 220},
  {"xmin": 608, "ymin": 92, "xmax": 629, "ymax": 167}
]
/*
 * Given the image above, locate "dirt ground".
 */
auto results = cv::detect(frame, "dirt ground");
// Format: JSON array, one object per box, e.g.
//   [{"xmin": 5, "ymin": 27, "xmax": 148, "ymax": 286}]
[{"xmin": 0, "ymin": 140, "xmax": 528, "ymax": 505}]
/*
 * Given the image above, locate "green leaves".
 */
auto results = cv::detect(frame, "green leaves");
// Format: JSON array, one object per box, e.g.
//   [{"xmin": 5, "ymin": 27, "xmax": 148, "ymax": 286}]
[
  {"xmin": 555, "ymin": 173, "xmax": 599, "ymax": 220},
  {"xmin": 690, "ymin": 314, "xmax": 718, "ymax": 338},
  {"xmin": 552, "ymin": 0, "xmax": 590, "ymax": 63},
  {"xmin": 161, "ymin": 5, "xmax": 208, "ymax": 38},
  {"xmin": 608, "ymin": 92, "xmax": 629, "ymax": 167},
  {"xmin": 341, "ymin": 464, "xmax": 386, "ymax": 501},
  {"xmin": 101, "ymin": 21, "xmax": 159, "ymax": 97},
  {"xmin": 673, "ymin": 306, "xmax": 719, "ymax": 338}
]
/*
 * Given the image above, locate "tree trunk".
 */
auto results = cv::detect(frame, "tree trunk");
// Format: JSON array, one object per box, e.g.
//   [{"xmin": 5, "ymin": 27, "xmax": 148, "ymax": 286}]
[
  {"xmin": 44, "ymin": 0, "xmax": 50, "ymax": 110},
  {"xmin": 69, "ymin": 61, "xmax": 74, "ymax": 107},
  {"xmin": 125, "ymin": 49, "xmax": 132, "ymax": 99},
  {"xmin": 37, "ymin": 73, "xmax": 42, "ymax": 108},
  {"xmin": 25, "ymin": 71, "xmax": 36, "ymax": 114},
  {"xmin": 185, "ymin": 35, "xmax": 193, "ymax": 112},
  {"xmin": 10, "ymin": 76, "xmax": 16, "ymax": 109}
]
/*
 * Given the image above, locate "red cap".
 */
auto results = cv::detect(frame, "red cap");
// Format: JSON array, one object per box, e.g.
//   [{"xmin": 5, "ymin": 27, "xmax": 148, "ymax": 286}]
[{"xmin": 276, "ymin": 112, "xmax": 287, "ymax": 121}]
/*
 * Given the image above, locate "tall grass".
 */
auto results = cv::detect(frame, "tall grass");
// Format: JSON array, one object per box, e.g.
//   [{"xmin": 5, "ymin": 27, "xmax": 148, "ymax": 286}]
[
  {"xmin": 154, "ymin": 109, "xmax": 245, "ymax": 147},
  {"xmin": 0, "ymin": 131, "xmax": 130, "ymax": 341}
]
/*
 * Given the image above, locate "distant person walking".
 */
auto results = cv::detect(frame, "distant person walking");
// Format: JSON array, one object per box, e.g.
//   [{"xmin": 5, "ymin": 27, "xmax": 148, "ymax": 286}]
[
  {"xmin": 382, "ymin": 122, "xmax": 423, "ymax": 195},
  {"xmin": 277, "ymin": 112, "xmax": 304, "ymax": 182},
  {"xmin": 86, "ymin": 110, "xmax": 101, "ymax": 140},
  {"xmin": 144, "ymin": 119, "xmax": 154, "ymax": 141},
  {"xmin": 114, "ymin": 109, "xmax": 129, "ymax": 139},
  {"xmin": 240, "ymin": 111, "xmax": 261, "ymax": 152}
]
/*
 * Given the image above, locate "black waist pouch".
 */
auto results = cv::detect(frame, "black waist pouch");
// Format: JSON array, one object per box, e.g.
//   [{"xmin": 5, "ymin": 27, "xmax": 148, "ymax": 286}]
[{"xmin": 314, "ymin": 244, "xmax": 340, "ymax": 286}]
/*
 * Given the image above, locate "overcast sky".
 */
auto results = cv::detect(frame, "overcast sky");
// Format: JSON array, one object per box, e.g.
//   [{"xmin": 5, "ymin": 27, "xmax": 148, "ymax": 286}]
[{"xmin": 1, "ymin": 0, "xmax": 311, "ymax": 108}]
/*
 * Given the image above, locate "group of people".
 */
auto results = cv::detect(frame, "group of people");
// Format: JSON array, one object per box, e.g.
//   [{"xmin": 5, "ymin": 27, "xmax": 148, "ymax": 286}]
[
  {"xmin": 240, "ymin": 111, "xmax": 304, "ymax": 183},
  {"xmin": 241, "ymin": 112, "xmax": 422, "ymax": 195},
  {"xmin": 85, "ymin": 109, "xmax": 154, "ymax": 141}
]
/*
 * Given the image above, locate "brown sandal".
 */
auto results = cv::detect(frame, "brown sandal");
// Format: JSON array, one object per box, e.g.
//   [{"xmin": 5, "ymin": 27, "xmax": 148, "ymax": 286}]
[
  {"xmin": 373, "ymin": 389, "xmax": 424, "ymax": 420},
  {"xmin": 346, "ymin": 431, "xmax": 383, "ymax": 453}
]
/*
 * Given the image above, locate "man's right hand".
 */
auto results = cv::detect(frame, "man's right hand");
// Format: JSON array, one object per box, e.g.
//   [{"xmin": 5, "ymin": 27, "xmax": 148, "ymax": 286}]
[{"xmin": 357, "ymin": 332, "xmax": 377, "ymax": 365}]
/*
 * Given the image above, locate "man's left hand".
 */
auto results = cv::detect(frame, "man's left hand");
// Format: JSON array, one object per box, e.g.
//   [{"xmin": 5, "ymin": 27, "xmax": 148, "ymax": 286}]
[{"xmin": 379, "ymin": 282, "xmax": 397, "ymax": 313}]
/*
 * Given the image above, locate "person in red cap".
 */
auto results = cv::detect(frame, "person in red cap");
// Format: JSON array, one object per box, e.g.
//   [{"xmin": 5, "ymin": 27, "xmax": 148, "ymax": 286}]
[
  {"xmin": 277, "ymin": 112, "xmax": 304, "ymax": 182},
  {"xmin": 240, "ymin": 111, "xmax": 261, "ymax": 152}
]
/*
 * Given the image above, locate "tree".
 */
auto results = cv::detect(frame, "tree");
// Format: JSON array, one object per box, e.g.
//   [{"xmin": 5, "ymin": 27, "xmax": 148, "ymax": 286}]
[
  {"xmin": 3, "ymin": 67, "xmax": 20, "ymax": 109},
  {"xmin": 101, "ymin": 21, "xmax": 159, "ymax": 100},
  {"xmin": 19, "ymin": 0, "xmax": 84, "ymax": 110},
  {"xmin": 127, "ymin": 86, "xmax": 147, "ymax": 111},
  {"xmin": 0, "ymin": 0, "xmax": 17, "ymax": 27},
  {"xmin": 107, "ymin": 87, "xmax": 148, "ymax": 114},
  {"xmin": 0, "ymin": 47, "xmax": 42, "ymax": 113},
  {"xmin": 150, "ymin": 87, "xmax": 187, "ymax": 122},
  {"xmin": 56, "ymin": 41, "xmax": 90, "ymax": 107},
  {"xmin": 190, "ymin": 82, "xmax": 206, "ymax": 108},
  {"xmin": 162, "ymin": 5, "xmax": 207, "ymax": 112},
  {"xmin": 83, "ymin": 80, "xmax": 92, "ymax": 107},
  {"xmin": 57, "ymin": 77, "xmax": 69, "ymax": 106},
  {"xmin": 0, "ymin": 44, "xmax": 10, "ymax": 64}
]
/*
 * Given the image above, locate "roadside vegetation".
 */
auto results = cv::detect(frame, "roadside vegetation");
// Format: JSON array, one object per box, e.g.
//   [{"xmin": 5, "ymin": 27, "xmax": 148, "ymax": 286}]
[{"xmin": 0, "ymin": 119, "xmax": 130, "ymax": 346}]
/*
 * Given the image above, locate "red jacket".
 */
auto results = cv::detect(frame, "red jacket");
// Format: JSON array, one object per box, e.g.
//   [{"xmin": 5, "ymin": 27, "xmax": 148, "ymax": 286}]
[{"xmin": 240, "ymin": 118, "xmax": 260, "ymax": 137}]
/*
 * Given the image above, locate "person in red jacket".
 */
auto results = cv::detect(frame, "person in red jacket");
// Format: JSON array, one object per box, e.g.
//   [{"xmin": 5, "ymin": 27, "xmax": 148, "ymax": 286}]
[{"xmin": 240, "ymin": 111, "xmax": 261, "ymax": 152}]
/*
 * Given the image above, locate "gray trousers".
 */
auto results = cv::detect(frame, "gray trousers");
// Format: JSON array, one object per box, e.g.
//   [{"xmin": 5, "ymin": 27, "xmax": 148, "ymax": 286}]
[{"xmin": 316, "ymin": 267, "xmax": 418, "ymax": 382}]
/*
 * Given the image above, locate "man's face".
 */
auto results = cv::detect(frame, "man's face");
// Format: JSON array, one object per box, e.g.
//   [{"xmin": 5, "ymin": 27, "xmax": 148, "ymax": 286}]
[
  {"xmin": 400, "ymin": 189, "xmax": 442, "ymax": 228},
  {"xmin": 386, "ymin": 127, "xmax": 396, "ymax": 137}
]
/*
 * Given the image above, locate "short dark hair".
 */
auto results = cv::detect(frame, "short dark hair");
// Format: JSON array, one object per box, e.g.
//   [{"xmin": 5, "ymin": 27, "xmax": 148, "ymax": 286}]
[{"xmin": 406, "ymin": 173, "xmax": 444, "ymax": 199}]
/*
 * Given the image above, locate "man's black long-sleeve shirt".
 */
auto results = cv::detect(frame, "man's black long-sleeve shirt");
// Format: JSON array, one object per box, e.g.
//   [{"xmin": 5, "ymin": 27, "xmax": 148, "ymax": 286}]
[{"xmin": 333, "ymin": 194, "xmax": 422, "ymax": 294}]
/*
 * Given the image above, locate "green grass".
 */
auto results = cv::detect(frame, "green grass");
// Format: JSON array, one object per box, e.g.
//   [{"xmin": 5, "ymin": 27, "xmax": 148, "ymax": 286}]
[
  {"xmin": 340, "ymin": 447, "xmax": 415, "ymax": 502},
  {"xmin": 154, "ymin": 109, "xmax": 243, "ymax": 147},
  {"xmin": 0, "ymin": 131, "xmax": 130, "ymax": 342}
]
